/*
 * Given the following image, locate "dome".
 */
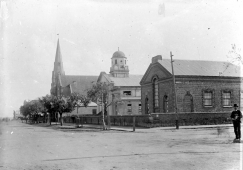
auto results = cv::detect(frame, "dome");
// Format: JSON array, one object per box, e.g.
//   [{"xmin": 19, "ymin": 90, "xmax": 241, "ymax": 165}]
[{"xmin": 112, "ymin": 51, "xmax": 126, "ymax": 58}]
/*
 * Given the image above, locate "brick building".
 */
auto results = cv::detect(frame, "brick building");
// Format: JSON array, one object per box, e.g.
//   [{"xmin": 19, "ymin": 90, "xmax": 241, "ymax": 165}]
[
  {"xmin": 140, "ymin": 55, "xmax": 242, "ymax": 114},
  {"xmin": 97, "ymin": 50, "xmax": 143, "ymax": 115}
]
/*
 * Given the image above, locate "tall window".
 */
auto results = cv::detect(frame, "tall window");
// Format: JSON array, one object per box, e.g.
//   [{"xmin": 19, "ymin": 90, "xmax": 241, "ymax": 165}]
[
  {"xmin": 222, "ymin": 91, "xmax": 231, "ymax": 107},
  {"xmin": 153, "ymin": 78, "xmax": 159, "ymax": 109},
  {"xmin": 127, "ymin": 104, "xmax": 132, "ymax": 113},
  {"xmin": 138, "ymin": 104, "xmax": 141, "ymax": 112},
  {"xmin": 163, "ymin": 95, "xmax": 168, "ymax": 113},
  {"xmin": 115, "ymin": 59, "xmax": 117, "ymax": 64},
  {"xmin": 203, "ymin": 91, "xmax": 212, "ymax": 106}
]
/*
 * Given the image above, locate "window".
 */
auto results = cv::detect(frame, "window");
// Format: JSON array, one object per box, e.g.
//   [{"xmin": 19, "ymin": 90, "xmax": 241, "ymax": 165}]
[
  {"xmin": 125, "ymin": 60, "xmax": 126, "ymax": 64},
  {"xmin": 127, "ymin": 104, "xmax": 132, "ymax": 112},
  {"xmin": 163, "ymin": 95, "xmax": 168, "ymax": 113},
  {"xmin": 92, "ymin": 109, "xmax": 97, "ymax": 115},
  {"xmin": 222, "ymin": 91, "xmax": 231, "ymax": 107},
  {"xmin": 115, "ymin": 59, "xmax": 117, "ymax": 64},
  {"xmin": 138, "ymin": 104, "xmax": 141, "ymax": 112},
  {"xmin": 135, "ymin": 90, "xmax": 141, "ymax": 97},
  {"xmin": 153, "ymin": 78, "xmax": 159, "ymax": 108},
  {"xmin": 203, "ymin": 91, "xmax": 212, "ymax": 106},
  {"xmin": 123, "ymin": 91, "xmax": 131, "ymax": 96}
]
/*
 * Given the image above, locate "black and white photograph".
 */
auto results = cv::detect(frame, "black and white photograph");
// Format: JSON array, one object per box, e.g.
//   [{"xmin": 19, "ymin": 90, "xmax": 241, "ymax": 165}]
[{"xmin": 0, "ymin": 0, "xmax": 242, "ymax": 169}]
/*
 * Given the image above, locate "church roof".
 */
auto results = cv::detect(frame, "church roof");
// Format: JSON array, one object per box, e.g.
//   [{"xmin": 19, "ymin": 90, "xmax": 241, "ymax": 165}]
[
  {"xmin": 60, "ymin": 75, "xmax": 98, "ymax": 94},
  {"xmin": 109, "ymin": 75, "xmax": 143, "ymax": 86},
  {"xmin": 159, "ymin": 59, "xmax": 241, "ymax": 77},
  {"xmin": 112, "ymin": 51, "xmax": 126, "ymax": 59}
]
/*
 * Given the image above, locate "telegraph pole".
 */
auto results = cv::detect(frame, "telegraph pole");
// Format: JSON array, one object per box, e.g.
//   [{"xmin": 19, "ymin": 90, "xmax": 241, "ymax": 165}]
[{"xmin": 170, "ymin": 52, "xmax": 179, "ymax": 129}]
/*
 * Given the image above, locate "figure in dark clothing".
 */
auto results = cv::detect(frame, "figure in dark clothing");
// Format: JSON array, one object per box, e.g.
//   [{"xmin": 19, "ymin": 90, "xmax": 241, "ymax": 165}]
[{"xmin": 230, "ymin": 104, "xmax": 242, "ymax": 141}]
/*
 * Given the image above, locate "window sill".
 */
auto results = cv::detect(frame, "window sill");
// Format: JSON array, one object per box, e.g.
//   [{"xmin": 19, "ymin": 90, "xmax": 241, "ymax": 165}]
[
  {"xmin": 223, "ymin": 106, "xmax": 232, "ymax": 108},
  {"xmin": 204, "ymin": 106, "xmax": 213, "ymax": 108}
]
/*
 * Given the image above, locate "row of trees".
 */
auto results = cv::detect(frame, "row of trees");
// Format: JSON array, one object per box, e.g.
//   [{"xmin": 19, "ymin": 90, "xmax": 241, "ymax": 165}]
[
  {"xmin": 19, "ymin": 93, "xmax": 89, "ymax": 126},
  {"xmin": 19, "ymin": 82, "xmax": 116, "ymax": 128}
]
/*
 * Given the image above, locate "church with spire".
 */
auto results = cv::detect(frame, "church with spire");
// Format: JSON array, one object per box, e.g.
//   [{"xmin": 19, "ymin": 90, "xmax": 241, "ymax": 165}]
[{"xmin": 50, "ymin": 39, "xmax": 98, "ymax": 97}]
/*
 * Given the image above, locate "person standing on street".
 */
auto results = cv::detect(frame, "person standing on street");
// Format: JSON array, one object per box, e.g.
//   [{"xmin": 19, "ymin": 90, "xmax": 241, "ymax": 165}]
[{"xmin": 231, "ymin": 104, "xmax": 242, "ymax": 141}]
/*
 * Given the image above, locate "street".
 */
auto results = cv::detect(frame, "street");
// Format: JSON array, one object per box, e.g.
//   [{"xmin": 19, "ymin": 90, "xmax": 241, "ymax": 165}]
[{"xmin": 0, "ymin": 120, "xmax": 242, "ymax": 170}]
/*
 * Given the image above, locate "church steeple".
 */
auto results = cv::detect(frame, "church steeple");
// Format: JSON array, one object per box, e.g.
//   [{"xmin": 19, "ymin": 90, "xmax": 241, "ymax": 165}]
[
  {"xmin": 51, "ymin": 39, "xmax": 65, "ymax": 95},
  {"xmin": 53, "ymin": 39, "xmax": 65, "ymax": 75}
]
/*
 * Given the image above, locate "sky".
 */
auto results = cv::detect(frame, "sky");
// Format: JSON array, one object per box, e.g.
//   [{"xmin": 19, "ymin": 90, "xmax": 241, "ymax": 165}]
[{"xmin": 0, "ymin": 0, "xmax": 243, "ymax": 118}]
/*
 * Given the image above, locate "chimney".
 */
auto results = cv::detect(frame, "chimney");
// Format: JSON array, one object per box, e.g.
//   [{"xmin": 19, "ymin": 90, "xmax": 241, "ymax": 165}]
[{"xmin": 152, "ymin": 55, "xmax": 162, "ymax": 63}]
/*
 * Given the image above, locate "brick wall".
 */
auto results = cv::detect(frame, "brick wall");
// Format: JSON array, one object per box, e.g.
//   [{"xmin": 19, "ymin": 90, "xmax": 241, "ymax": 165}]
[
  {"xmin": 64, "ymin": 112, "xmax": 232, "ymax": 127},
  {"xmin": 141, "ymin": 76, "xmax": 241, "ymax": 114},
  {"xmin": 175, "ymin": 78, "xmax": 241, "ymax": 113}
]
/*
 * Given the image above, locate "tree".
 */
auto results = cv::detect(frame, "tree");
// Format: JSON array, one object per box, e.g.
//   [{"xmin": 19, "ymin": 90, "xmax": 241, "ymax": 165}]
[
  {"xmin": 20, "ymin": 103, "xmax": 31, "ymax": 123},
  {"xmin": 28, "ymin": 100, "xmax": 43, "ymax": 123},
  {"xmin": 87, "ymin": 82, "xmax": 115, "ymax": 130},
  {"xmin": 19, "ymin": 100, "xmax": 42, "ymax": 123},
  {"xmin": 38, "ymin": 97, "xmax": 50, "ymax": 123},
  {"xmin": 227, "ymin": 44, "xmax": 242, "ymax": 65},
  {"xmin": 40, "ymin": 95, "xmax": 69, "ymax": 126},
  {"xmin": 68, "ymin": 92, "xmax": 91, "ymax": 126},
  {"xmin": 40, "ymin": 94, "xmax": 90, "ymax": 126}
]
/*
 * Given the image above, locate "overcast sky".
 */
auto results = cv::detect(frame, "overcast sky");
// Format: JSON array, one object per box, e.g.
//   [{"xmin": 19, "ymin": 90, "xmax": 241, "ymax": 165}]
[{"xmin": 0, "ymin": 0, "xmax": 242, "ymax": 117}]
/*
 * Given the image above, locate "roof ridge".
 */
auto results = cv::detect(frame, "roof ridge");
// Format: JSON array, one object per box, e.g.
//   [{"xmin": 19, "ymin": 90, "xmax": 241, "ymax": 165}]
[
  {"xmin": 62, "ymin": 75, "xmax": 98, "ymax": 77},
  {"xmin": 162, "ymin": 58, "xmax": 233, "ymax": 63}
]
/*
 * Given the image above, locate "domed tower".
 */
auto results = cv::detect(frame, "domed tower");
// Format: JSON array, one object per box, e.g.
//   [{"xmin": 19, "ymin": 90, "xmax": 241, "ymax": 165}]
[{"xmin": 110, "ymin": 49, "xmax": 129, "ymax": 77}]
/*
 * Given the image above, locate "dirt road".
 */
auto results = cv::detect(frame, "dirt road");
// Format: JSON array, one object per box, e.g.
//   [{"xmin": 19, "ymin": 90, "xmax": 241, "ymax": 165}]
[{"xmin": 0, "ymin": 121, "xmax": 242, "ymax": 170}]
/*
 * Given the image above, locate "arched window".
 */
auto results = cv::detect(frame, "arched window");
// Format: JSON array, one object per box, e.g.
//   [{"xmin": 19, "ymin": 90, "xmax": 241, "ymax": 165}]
[
  {"xmin": 145, "ymin": 96, "xmax": 149, "ymax": 114},
  {"xmin": 183, "ymin": 91, "xmax": 194, "ymax": 112},
  {"xmin": 115, "ymin": 59, "xmax": 117, "ymax": 64},
  {"xmin": 153, "ymin": 78, "xmax": 159, "ymax": 111},
  {"xmin": 163, "ymin": 95, "xmax": 168, "ymax": 113}
]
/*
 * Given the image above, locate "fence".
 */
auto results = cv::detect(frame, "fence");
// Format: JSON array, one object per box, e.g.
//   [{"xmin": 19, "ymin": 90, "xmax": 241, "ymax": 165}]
[{"xmin": 63, "ymin": 112, "xmax": 232, "ymax": 128}]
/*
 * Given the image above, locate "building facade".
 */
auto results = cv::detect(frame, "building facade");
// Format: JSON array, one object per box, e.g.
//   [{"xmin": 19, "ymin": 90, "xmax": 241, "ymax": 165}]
[
  {"xmin": 97, "ymin": 50, "xmax": 143, "ymax": 115},
  {"xmin": 140, "ymin": 55, "xmax": 243, "ymax": 114}
]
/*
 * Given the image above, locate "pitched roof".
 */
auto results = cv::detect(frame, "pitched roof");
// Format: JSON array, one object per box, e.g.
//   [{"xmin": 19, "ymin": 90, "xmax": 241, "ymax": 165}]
[
  {"xmin": 159, "ymin": 59, "xmax": 241, "ymax": 77},
  {"xmin": 60, "ymin": 75, "xmax": 98, "ymax": 94},
  {"xmin": 109, "ymin": 75, "xmax": 143, "ymax": 86}
]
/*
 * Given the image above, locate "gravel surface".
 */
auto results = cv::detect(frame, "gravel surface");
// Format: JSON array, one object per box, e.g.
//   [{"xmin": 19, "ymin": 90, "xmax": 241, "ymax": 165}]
[{"xmin": 0, "ymin": 120, "xmax": 242, "ymax": 170}]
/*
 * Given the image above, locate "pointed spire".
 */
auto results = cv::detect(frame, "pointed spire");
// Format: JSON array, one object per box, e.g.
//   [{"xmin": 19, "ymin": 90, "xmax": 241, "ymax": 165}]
[
  {"xmin": 55, "ymin": 39, "xmax": 61, "ymax": 62},
  {"xmin": 53, "ymin": 39, "xmax": 65, "ymax": 75}
]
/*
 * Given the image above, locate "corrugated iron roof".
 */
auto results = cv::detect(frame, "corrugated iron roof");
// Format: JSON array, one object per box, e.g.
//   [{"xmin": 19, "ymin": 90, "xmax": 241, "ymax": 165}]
[
  {"xmin": 109, "ymin": 75, "xmax": 143, "ymax": 86},
  {"xmin": 159, "ymin": 59, "xmax": 241, "ymax": 77}
]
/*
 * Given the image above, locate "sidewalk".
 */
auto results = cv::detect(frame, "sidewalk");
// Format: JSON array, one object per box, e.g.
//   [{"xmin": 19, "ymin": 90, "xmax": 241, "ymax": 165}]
[{"xmin": 55, "ymin": 122, "xmax": 236, "ymax": 132}]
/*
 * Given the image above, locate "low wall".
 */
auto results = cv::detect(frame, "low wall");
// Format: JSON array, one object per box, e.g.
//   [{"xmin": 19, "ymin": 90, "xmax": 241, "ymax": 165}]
[
  {"xmin": 63, "ymin": 112, "xmax": 232, "ymax": 128},
  {"xmin": 150, "ymin": 112, "xmax": 232, "ymax": 127}
]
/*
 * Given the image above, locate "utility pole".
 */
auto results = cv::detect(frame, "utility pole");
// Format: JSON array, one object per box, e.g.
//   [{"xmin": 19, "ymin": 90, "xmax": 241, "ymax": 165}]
[{"xmin": 170, "ymin": 51, "xmax": 179, "ymax": 129}]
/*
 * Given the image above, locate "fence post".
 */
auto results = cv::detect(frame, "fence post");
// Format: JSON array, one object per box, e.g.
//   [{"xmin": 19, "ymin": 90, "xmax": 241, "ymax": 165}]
[{"xmin": 133, "ymin": 116, "xmax": 136, "ymax": 132}]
